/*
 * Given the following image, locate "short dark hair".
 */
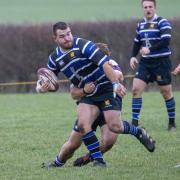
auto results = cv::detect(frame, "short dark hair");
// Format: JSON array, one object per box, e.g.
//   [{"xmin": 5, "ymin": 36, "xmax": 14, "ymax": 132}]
[
  {"xmin": 95, "ymin": 43, "xmax": 110, "ymax": 56},
  {"xmin": 141, "ymin": 0, "xmax": 156, "ymax": 6},
  {"xmin": 53, "ymin": 22, "xmax": 69, "ymax": 35}
]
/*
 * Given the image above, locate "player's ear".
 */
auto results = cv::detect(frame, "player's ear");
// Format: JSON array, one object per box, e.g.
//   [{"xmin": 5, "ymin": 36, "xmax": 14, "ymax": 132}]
[{"xmin": 53, "ymin": 35, "xmax": 57, "ymax": 42}]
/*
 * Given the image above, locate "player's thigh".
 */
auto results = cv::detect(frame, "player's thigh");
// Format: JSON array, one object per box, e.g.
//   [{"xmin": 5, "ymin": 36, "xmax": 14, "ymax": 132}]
[
  {"xmin": 91, "ymin": 112, "xmax": 105, "ymax": 131},
  {"xmin": 77, "ymin": 103, "xmax": 99, "ymax": 130},
  {"xmin": 100, "ymin": 125, "xmax": 118, "ymax": 145},
  {"xmin": 103, "ymin": 110, "xmax": 123, "ymax": 130}
]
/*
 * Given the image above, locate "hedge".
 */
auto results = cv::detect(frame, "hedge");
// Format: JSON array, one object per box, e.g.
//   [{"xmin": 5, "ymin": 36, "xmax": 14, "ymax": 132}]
[{"xmin": 0, "ymin": 19, "xmax": 179, "ymax": 93}]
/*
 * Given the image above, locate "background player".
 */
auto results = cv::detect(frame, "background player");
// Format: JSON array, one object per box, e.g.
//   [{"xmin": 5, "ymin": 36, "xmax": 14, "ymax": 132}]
[{"xmin": 129, "ymin": 0, "xmax": 176, "ymax": 131}]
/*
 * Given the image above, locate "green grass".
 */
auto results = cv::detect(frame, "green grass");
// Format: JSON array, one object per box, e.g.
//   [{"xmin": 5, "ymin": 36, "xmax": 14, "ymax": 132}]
[
  {"xmin": 0, "ymin": 0, "xmax": 179, "ymax": 24},
  {"xmin": 0, "ymin": 92, "xmax": 180, "ymax": 180}
]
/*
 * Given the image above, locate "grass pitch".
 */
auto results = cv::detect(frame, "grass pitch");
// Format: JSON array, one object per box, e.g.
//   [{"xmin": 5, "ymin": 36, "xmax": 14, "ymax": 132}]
[
  {"xmin": 0, "ymin": 0, "xmax": 179, "ymax": 24},
  {"xmin": 0, "ymin": 92, "xmax": 180, "ymax": 180}
]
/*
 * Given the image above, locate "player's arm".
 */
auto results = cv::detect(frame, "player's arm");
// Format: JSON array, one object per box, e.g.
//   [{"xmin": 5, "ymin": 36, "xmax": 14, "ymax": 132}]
[
  {"xmin": 130, "ymin": 24, "xmax": 141, "ymax": 70},
  {"xmin": 116, "ymin": 83, "xmax": 126, "ymax": 97},
  {"xmin": 102, "ymin": 62, "xmax": 119, "ymax": 82},
  {"xmin": 172, "ymin": 64, "xmax": 180, "ymax": 75},
  {"xmin": 114, "ymin": 69, "xmax": 123, "ymax": 83},
  {"xmin": 108, "ymin": 59, "xmax": 124, "ymax": 82},
  {"xmin": 47, "ymin": 54, "xmax": 60, "ymax": 76},
  {"xmin": 108, "ymin": 59, "xmax": 126, "ymax": 97},
  {"xmin": 102, "ymin": 62, "xmax": 121, "ymax": 98},
  {"xmin": 36, "ymin": 52, "xmax": 59, "ymax": 93},
  {"xmin": 103, "ymin": 63, "xmax": 126, "ymax": 97},
  {"xmin": 70, "ymin": 82, "xmax": 95, "ymax": 100}
]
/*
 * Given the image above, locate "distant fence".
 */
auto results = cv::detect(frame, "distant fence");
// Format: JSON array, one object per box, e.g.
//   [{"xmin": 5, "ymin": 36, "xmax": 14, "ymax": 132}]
[
  {"xmin": 0, "ymin": 74, "xmax": 179, "ymax": 93},
  {"xmin": 0, "ymin": 75, "xmax": 135, "ymax": 93},
  {"xmin": 0, "ymin": 19, "xmax": 179, "ymax": 93}
]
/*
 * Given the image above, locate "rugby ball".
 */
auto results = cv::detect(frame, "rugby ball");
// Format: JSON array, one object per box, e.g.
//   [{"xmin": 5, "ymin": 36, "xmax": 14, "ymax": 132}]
[{"xmin": 37, "ymin": 68, "xmax": 59, "ymax": 92}]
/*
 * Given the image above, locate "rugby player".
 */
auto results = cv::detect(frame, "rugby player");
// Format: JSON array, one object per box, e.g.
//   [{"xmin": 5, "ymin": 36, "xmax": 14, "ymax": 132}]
[
  {"xmin": 129, "ymin": 0, "xmax": 176, "ymax": 131},
  {"xmin": 40, "ymin": 21, "xmax": 155, "ymax": 167},
  {"xmin": 40, "ymin": 43, "xmax": 124, "ymax": 168}
]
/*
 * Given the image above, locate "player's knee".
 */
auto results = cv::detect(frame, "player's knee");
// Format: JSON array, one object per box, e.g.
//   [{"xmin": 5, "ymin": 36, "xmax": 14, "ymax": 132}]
[
  {"xmin": 77, "ymin": 122, "xmax": 91, "ymax": 134},
  {"xmin": 132, "ymin": 86, "xmax": 141, "ymax": 97},
  {"xmin": 160, "ymin": 88, "xmax": 172, "ymax": 99},
  {"xmin": 108, "ymin": 122, "xmax": 123, "ymax": 133}
]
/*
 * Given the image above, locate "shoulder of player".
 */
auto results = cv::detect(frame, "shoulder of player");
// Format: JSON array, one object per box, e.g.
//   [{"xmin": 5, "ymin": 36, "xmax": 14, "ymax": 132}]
[
  {"xmin": 74, "ymin": 37, "xmax": 94, "ymax": 50},
  {"xmin": 137, "ymin": 19, "xmax": 145, "ymax": 29},
  {"xmin": 49, "ymin": 48, "xmax": 60, "ymax": 62},
  {"xmin": 156, "ymin": 16, "xmax": 171, "ymax": 26}
]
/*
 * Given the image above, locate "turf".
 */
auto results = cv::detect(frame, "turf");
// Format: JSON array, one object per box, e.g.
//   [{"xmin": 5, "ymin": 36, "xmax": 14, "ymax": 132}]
[
  {"xmin": 0, "ymin": 0, "xmax": 179, "ymax": 24},
  {"xmin": 0, "ymin": 92, "xmax": 179, "ymax": 180}
]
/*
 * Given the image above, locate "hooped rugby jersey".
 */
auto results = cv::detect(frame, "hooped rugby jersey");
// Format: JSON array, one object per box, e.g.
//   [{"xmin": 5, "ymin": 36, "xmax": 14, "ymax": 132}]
[
  {"xmin": 47, "ymin": 37, "xmax": 111, "ymax": 96},
  {"xmin": 134, "ymin": 14, "xmax": 172, "ymax": 58}
]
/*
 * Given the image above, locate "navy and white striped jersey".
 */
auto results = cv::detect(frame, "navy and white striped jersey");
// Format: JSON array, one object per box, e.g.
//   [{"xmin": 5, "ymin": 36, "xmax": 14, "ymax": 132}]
[
  {"xmin": 133, "ymin": 14, "xmax": 171, "ymax": 58},
  {"xmin": 47, "ymin": 37, "xmax": 110, "ymax": 96}
]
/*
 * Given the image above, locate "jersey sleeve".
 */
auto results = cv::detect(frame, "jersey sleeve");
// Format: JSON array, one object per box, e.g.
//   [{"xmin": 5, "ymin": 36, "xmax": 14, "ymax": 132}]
[
  {"xmin": 78, "ymin": 38, "xmax": 110, "ymax": 67},
  {"xmin": 158, "ymin": 18, "xmax": 172, "ymax": 40},
  {"xmin": 134, "ymin": 23, "xmax": 141, "ymax": 43},
  {"xmin": 131, "ymin": 23, "xmax": 141, "ymax": 57},
  {"xmin": 47, "ymin": 52, "xmax": 59, "ymax": 75}
]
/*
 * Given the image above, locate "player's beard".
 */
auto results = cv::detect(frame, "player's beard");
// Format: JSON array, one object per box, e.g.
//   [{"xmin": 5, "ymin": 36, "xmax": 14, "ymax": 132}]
[{"xmin": 61, "ymin": 41, "xmax": 73, "ymax": 50}]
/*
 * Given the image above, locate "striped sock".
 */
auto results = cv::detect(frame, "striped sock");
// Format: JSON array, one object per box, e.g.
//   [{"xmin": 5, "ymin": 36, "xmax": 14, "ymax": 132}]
[
  {"xmin": 122, "ymin": 120, "xmax": 141, "ymax": 138},
  {"xmin": 54, "ymin": 156, "xmax": 64, "ymax": 167},
  {"xmin": 165, "ymin": 97, "xmax": 176, "ymax": 125},
  {"xmin": 132, "ymin": 98, "xmax": 142, "ymax": 126},
  {"xmin": 82, "ymin": 131, "xmax": 103, "ymax": 160}
]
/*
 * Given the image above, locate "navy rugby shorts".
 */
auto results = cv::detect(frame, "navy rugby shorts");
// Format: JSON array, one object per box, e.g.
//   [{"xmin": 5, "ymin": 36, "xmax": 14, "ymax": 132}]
[
  {"xmin": 135, "ymin": 57, "xmax": 172, "ymax": 86},
  {"xmin": 79, "ymin": 92, "xmax": 122, "ymax": 111}
]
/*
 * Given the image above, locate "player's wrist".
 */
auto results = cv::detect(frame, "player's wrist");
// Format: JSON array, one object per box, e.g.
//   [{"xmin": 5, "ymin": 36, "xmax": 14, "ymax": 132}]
[
  {"xmin": 112, "ymin": 81, "xmax": 119, "ymax": 98},
  {"xmin": 112, "ymin": 80, "xmax": 119, "ymax": 85},
  {"xmin": 83, "ymin": 87, "xmax": 88, "ymax": 95}
]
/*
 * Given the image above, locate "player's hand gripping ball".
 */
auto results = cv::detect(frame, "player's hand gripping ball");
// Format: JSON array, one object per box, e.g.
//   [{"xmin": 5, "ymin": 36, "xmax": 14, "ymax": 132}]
[{"xmin": 36, "ymin": 68, "xmax": 59, "ymax": 93}]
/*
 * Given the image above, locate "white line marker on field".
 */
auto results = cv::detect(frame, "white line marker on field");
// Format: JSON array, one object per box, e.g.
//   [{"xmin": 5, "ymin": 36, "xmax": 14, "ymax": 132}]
[{"xmin": 174, "ymin": 163, "xmax": 180, "ymax": 168}]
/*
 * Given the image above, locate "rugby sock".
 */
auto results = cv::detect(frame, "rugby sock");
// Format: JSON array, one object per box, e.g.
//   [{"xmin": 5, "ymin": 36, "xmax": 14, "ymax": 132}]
[
  {"xmin": 54, "ymin": 156, "xmax": 64, "ymax": 167},
  {"xmin": 82, "ymin": 131, "xmax": 103, "ymax": 161},
  {"xmin": 122, "ymin": 120, "xmax": 141, "ymax": 138},
  {"xmin": 132, "ymin": 98, "xmax": 142, "ymax": 126},
  {"xmin": 165, "ymin": 97, "xmax": 176, "ymax": 125}
]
